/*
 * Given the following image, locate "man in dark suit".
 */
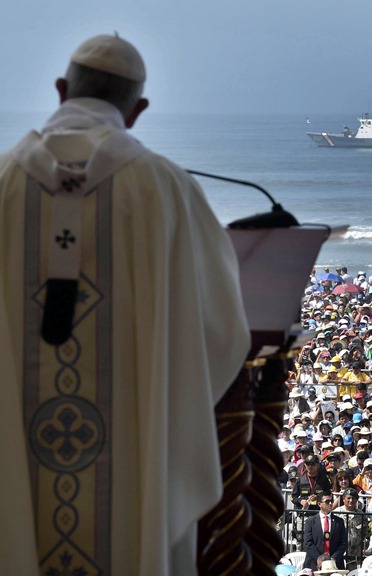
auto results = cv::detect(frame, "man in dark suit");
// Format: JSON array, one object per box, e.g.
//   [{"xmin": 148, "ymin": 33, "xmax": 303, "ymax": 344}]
[{"xmin": 303, "ymin": 491, "xmax": 347, "ymax": 571}]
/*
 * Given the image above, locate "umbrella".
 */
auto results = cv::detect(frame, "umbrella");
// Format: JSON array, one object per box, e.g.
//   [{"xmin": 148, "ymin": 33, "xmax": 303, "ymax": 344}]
[
  {"xmin": 316, "ymin": 272, "xmax": 343, "ymax": 282},
  {"xmin": 332, "ymin": 283, "xmax": 363, "ymax": 295}
]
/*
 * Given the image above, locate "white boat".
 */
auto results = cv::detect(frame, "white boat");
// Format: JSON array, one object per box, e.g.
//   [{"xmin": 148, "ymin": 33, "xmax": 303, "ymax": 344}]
[{"xmin": 307, "ymin": 113, "xmax": 372, "ymax": 147}]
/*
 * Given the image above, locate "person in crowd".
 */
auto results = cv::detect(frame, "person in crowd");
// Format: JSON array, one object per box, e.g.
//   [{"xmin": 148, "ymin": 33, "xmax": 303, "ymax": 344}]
[
  {"xmin": 312, "ymin": 334, "xmax": 328, "ymax": 358},
  {"xmin": 331, "ymin": 435, "xmax": 344, "ymax": 450},
  {"xmin": 317, "ymin": 351, "xmax": 333, "ymax": 373},
  {"xmin": 354, "ymin": 392, "xmax": 367, "ymax": 412},
  {"xmin": 341, "ymin": 361, "xmax": 372, "ymax": 395},
  {"xmin": 297, "ymin": 363, "xmax": 316, "ymax": 388},
  {"xmin": 332, "ymin": 412, "xmax": 353, "ymax": 438},
  {"xmin": 307, "ymin": 386, "xmax": 318, "ymax": 410},
  {"xmin": 278, "ymin": 444, "xmax": 292, "ymax": 489},
  {"xmin": 315, "ymin": 555, "xmax": 332, "ymax": 572},
  {"xmin": 348, "ymin": 440, "xmax": 370, "ymax": 467},
  {"xmin": 329, "ymin": 356, "xmax": 348, "ymax": 380},
  {"xmin": 301, "ymin": 413, "xmax": 315, "ymax": 441},
  {"xmin": 333, "ymin": 487, "xmax": 367, "ymax": 569},
  {"xmin": 332, "ymin": 470, "xmax": 363, "ymax": 510},
  {"xmin": 321, "ymin": 441, "xmax": 335, "ymax": 463},
  {"xmin": 292, "ymin": 443, "xmax": 305, "ymax": 464},
  {"xmin": 349, "ymin": 449, "xmax": 370, "ymax": 477},
  {"xmin": 291, "ymin": 455, "xmax": 332, "ymax": 511},
  {"xmin": 353, "ymin": 458, "xmax": 372, "ymax": 512},
  {"xmin": 310, "ymin": 397, "xmax": 326, "ymax": 427},
  {"xmin": 303, "ymin": 491, "xmax": 347, "ymax": 571},
  {"xmin": 350, "ymin": 426, "xmax": 362, "ymax": 450},
  {"xmin": 288, "ymin": 387, "xmax": 311, "ymax": 417},
  {"xmin": 0, "ymin": 33, "xmax": 250, "ymax": 576},
  {"xmin": 324, "ymin": 409, "xmax": 337, "ymax": 428},
  {"xmin": 326, "ymin": 466, "xmax": 339, "ymax": 493},
  {"xmin": 279, "ymin": 424, "xmax": 296, "ymax": 451},
  {"xmin": 325, "ymin": 453, "xmax": 343, "ymax": 472},
  {"xmin": 296, "ymin": 444, "xmax": 316, "ymax": 473},
  {"xmin": 313, "ymin": 363, "xmax": 324, "ymax": 384},
  {"xmin": 342, "ymin": 433, "xmax": 354, "ymax": 457},
  {"xmin": 319, "ymin": 420, "xmax": 333, "ymax": 440},
  {"xmin": 313, "ymin": 432, "xmax": 324, "ymax": 456}
]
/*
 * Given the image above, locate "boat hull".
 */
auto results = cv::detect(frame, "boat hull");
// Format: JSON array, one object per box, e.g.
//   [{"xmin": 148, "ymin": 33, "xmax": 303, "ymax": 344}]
[{"xmin": 307, "ymin": 132, "xmax": 372, "ymax": 148}]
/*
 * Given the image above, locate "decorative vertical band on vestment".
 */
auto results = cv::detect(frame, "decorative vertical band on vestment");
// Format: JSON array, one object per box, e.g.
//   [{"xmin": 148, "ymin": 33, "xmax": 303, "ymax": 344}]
[{"xmin": 24, "ymin": 175, "xmax": 113, "ymax": 576}]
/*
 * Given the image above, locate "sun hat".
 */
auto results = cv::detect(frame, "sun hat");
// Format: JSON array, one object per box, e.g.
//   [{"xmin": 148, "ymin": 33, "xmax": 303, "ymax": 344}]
[
  {"xmin": 360, "ymin": 426, "xmax": 371, "ymax": 435},
  {"xmin": 319, "ymin": 419, "xmax": 332, "ymax": 428},
  {"xmin": 362, "ymin": 458, "xmax": 372, "ymax": 473},
  {"xmin": 314, "ymin": 559, "xmax": 348, "ymax": 574},
  {"xmin": 333, "ymin": 447, "xmax": 345, "ymax": 454},
  {"xmin": 289, "ymin": 386, "xmax": 303, "ymax": 398},
  {"xmin": 313, "ymin": 432, "xmax": 323, "ymax": 441},
  {"xmin": 70, "ymin": 34, "xmax": 146, "ymax": 82},
  {"xmin": 279, "ymin": 441, "xmax": 293, "ymax": 454},
  {"xmin": 357, "ymin": 438, "xmax": 369, "ymax": 446},
  {"xmin": 322, "ymin": 441, "xmax": 333, "ymax": 449},
  {"xmin": 297, "ymin": 570, "xmax": 314, "ymax": 576},
  {"xmin": 342, "ymin": 403, "xmax": 354, "ymax": 412}
]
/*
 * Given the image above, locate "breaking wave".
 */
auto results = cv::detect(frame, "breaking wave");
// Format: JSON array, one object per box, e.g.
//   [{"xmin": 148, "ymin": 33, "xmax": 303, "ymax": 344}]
[{"xmin": 342, "ymin": 227, "xmax": 372, "ymax": 240}]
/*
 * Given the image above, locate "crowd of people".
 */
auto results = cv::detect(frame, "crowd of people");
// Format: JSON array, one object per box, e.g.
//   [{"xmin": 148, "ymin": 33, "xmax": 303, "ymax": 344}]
[{"xmin": 277, "ymin": 266, "xmax": 372, "ymax": 572}]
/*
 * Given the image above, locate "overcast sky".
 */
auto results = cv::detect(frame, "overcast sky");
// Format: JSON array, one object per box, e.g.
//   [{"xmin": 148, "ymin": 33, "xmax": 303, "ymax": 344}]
[{"xmin": 1, "ymin": 0, "xmax": 372, "ymax": 114}]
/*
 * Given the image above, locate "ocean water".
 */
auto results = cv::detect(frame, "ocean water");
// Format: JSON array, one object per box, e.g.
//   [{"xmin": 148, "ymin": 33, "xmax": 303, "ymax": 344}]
[{"xmin": 1, "ymin": 110, "xmax": 371, "ymax": 277}]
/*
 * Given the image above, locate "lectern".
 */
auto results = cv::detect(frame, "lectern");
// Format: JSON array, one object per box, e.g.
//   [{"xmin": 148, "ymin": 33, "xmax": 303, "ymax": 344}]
[{"xmin": 197, "ymin": 224, "xmax": 335, "ymax": 576}]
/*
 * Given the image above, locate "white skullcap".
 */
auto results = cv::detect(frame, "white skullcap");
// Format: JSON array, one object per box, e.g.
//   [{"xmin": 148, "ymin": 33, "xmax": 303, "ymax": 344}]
[{"xmin": 70, "ymin": 34, "xmax": 146, "ymax": 82}]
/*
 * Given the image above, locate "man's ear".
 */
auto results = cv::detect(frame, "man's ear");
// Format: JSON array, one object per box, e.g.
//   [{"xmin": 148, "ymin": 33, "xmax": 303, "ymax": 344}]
[
  {"xmin": 55, "ymin": 78, "xmax": 68, "ymax": 103},
  {"xmin": 125, "ymin": 98, "xmax": 149, "ymax": 128}
]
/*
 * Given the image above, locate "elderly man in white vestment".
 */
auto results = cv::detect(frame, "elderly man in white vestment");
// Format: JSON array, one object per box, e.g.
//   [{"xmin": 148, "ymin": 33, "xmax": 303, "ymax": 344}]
[{"xmin": 0, "ymin": 34, "xmax": 250, "ymax": 576}]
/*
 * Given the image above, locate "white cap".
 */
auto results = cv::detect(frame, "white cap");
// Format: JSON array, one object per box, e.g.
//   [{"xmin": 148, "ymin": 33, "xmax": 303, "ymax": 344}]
[
  {"xmin": 70, "ymin": 34, "xmax": 146, "ymax": 82},
  {"xmin": 363, "ymin": 457, "xmax": 372, "ymax": 472}
]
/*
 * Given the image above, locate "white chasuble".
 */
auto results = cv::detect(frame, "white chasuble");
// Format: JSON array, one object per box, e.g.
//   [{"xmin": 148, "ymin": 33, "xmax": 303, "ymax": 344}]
[{"xmin": 0, "ymin": 126, "xmax": 250, "ymax": 576}]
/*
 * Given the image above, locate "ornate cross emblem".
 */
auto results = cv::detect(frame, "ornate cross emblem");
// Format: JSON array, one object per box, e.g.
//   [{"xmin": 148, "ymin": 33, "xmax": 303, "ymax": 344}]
[
  {"xmin": 30, "ymin": 398, "xmax": 104, "ymax": 472},
  {"xmin": 55, "ymin": 229, "xmax": 76, "ymax": 249}
]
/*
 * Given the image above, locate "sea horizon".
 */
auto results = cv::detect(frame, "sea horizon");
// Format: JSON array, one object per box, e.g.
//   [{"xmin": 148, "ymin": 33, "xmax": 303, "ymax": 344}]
[{"xmin": 0, "ymin": 110, "xmax": 370, "ymax": 279}]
